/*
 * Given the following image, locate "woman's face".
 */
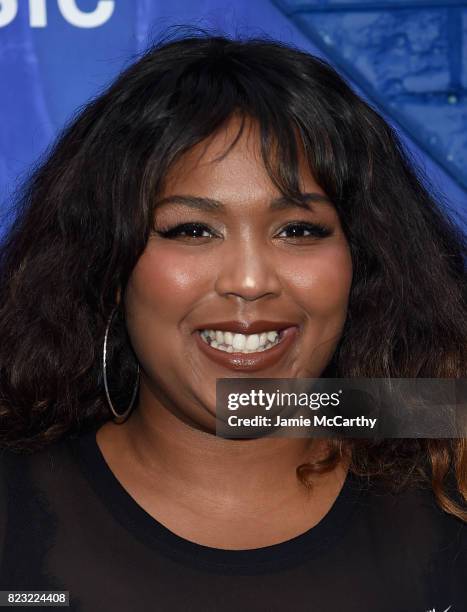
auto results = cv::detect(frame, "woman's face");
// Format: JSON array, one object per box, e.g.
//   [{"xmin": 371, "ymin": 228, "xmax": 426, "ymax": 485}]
[{"xmin": 123, "ymin": 116, "xmax": 353, "ymax": 429}]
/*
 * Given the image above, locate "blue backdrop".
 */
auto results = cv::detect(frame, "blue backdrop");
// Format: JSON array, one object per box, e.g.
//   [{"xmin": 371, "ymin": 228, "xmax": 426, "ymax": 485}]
[{"xmin": 1, "ymin": 0, "xmax": 466, "ymax": 232}]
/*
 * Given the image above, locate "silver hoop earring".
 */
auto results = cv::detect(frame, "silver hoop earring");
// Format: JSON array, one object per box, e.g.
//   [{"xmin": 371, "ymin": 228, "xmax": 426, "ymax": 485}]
[{"xmin": 103, "ymin": 306, "xmax": 140, "ymax": 423}]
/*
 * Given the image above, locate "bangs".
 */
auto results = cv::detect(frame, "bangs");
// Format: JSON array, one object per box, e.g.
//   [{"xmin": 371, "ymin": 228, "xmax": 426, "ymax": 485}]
[{"xmin": 130, "ymin": 41, "xmax": 352, "ymax": 219}]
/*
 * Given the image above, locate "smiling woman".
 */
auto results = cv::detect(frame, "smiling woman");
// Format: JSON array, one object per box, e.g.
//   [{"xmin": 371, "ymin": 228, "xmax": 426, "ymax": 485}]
[
  {"xmin": 124, "ymin": 114, "xmax": 352, "ymax": 415},
  {"xmin": 0, "ymin": 28, "xmax": 465, "ymax": 612}
]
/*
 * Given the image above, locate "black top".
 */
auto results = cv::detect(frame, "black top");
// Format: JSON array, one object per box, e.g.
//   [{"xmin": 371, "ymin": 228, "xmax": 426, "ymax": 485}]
[{"xmin": 0, "ymin": 426, "xmax": 465, "ymax": 612}]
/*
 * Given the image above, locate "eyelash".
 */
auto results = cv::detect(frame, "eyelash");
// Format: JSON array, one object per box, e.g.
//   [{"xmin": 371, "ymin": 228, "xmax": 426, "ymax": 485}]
[{"xmin": 154, "ymin": 222, "xmax": 332, "ymax": 241}]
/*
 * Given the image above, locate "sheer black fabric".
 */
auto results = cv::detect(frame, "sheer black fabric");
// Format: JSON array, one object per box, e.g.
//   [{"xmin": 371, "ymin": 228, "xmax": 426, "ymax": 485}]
[{"xmin": 0, "ymin": 427, "xmax": 465, "ymax": 612}]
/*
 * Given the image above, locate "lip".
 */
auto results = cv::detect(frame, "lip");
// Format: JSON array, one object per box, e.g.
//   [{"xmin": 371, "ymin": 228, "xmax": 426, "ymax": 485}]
[
  {"xmin": 193, "ymin": 325, "xmax": 299, "ymax": 372},
  {"xmin": 195, "ymin": 320, "xmax": 298, "ymax": 335}
]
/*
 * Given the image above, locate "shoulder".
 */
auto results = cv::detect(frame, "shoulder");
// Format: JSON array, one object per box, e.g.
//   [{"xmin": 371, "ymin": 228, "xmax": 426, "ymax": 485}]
[
  {"xmin": 348, "ymin": 470, "xmax": 466, "ymax": 563},
  {"xmin": 0, "ymin": 438, "xmax": 70, "ymax": 477},
  {"xmin": 0, "ymin": 435, "xmax": 84, "ymax": 522},
  {"xmin": 351, "ymin": 474, "xmax": 466, "ymax": 603},
  {"xmin": 358, "ymin": 475, "xmax": 466, "ymax": 572},
  {"xmin": 361, "ymin": 474, "xmax": 466, "ymax": 535},
  {"xmin": 0, "ymin": 435, "xmax": 85, "ymax": 566}
]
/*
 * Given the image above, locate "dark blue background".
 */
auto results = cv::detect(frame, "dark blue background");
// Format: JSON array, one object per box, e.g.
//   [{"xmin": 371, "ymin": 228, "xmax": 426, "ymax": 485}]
[{"xmin": 1, "ymin": 0, "xmax": 465, "ymax": 232}]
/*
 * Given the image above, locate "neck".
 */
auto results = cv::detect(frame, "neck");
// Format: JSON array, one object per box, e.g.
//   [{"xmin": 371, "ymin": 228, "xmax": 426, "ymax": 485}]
[{"xmin": 100, "ymin": 381, "xmax": 348, "ymax": 513}]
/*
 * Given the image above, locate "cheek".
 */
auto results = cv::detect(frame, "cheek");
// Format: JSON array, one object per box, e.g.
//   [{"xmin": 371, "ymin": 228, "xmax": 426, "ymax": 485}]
[
  {"xmin": 124, "ymin": 244, "xmax": 207, "ymax": 328},
  {"xmin": 123, "ymin": 245, "xmax": 209, "ymax": 377},
  {"xmin": 281, "ymin": 244, "xmax": 353, "ymax": 318}
]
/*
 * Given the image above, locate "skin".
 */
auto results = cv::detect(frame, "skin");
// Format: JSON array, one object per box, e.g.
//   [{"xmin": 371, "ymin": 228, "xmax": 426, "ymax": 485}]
[{"xmin": 96, "ymin": 115, "xmax": 354, "ymax": 549}]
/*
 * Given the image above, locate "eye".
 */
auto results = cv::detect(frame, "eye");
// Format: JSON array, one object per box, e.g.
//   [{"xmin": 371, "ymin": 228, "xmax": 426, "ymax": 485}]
[
  {"xmin": 154, "ymin": 222, "xmax": 216, "ymax": 241},
  {"xmin": 277, "ymin": 222, "xmax": 332, "ymax": 240},
  {"xmin": 153, "ymin": 221, "xmax": 333, "ymax": 242}
]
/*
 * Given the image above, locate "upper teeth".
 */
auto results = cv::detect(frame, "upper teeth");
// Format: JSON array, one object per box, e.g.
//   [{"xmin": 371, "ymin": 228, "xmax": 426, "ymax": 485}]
[{"xmin": 199, "ymin": 329, "xmax": 281, "ymax": 353}]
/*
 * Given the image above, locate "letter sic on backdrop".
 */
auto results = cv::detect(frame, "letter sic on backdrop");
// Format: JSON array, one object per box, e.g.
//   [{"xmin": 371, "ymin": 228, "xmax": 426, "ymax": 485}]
[{"xmin": 0, "ymin": 0, "xmax": 115, "ymax": 28}]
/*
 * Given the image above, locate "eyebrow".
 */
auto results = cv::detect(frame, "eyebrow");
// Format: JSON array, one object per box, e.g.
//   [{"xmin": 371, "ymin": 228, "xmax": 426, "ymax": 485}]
[{"xmin": 154, "ymin": 192, "xmax": 333, "ymax": 213}]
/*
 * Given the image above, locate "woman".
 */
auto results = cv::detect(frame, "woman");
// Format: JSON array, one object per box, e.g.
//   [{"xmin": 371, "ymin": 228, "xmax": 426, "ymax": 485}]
[{"xmin": 0, "ymin": 29, "xmax": 465, "ymax": 611}]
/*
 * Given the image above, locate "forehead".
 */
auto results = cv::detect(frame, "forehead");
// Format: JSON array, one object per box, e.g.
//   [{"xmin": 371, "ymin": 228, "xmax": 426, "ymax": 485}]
[{"xmin": 160, "ymin": 114, "xmax": 326, "ymax": 202}]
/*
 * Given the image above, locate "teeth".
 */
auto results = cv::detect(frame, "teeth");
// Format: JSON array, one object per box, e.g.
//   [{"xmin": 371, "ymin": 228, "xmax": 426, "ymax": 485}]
[
  {"xmin": 199, "ymin": 329, "xmax": 282, "ymax": 353},
  {"xmin": 232, "ymin": 333, "xmax": 246, "ymax": 350},
  {"xmin": 245, "ymin": 334, "xmax": 260, "ymax": 351}
]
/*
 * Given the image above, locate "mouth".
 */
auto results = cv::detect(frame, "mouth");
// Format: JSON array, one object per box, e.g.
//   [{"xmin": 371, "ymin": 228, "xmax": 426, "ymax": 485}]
[{"xmin": 193, "ymin": 325, "xmax": 300, "ymax": 372}]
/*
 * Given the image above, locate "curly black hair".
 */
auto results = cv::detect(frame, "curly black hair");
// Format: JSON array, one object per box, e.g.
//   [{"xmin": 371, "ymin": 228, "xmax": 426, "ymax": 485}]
[{"xmin": 0, "ymin": 28, "xmax": 465, "ymax": 520}]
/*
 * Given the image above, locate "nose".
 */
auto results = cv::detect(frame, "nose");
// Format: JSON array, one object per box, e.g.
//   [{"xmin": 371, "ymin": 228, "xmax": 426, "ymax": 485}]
[{"xmin": 214, "ymin": 238, "xmax": 282, "ymax": 302}]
